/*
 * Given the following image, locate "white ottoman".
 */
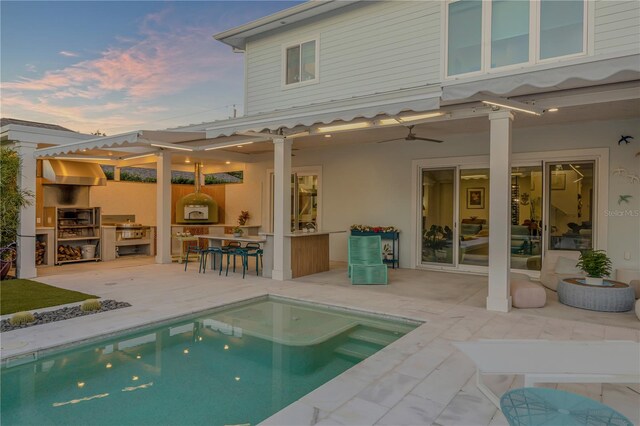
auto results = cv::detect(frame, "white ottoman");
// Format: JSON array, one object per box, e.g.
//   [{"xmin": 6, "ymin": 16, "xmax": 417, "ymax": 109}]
[{"xmin": 512, "ymin": 280, "xmax": 546, "ymax": 309}]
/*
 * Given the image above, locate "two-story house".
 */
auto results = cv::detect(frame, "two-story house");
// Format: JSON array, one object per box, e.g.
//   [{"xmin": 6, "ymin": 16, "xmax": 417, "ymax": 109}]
[
  {"xmin": 206, "ymin": 0, "xmax": 639, "ymax": 311},
  {"xmin": 21, "ymin": 0, "xmax": 640, "ymax": 313}
]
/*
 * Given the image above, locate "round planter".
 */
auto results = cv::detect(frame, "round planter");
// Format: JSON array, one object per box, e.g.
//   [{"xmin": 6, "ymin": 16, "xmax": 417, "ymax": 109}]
[{"xmin": 233, "ymin": 232, "xmax": 242, "ymax": 237}]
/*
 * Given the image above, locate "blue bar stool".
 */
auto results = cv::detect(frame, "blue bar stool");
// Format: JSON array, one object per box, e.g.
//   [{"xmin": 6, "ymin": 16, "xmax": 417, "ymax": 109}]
[
  {"xmin": 243, "ymin": 242, "xmax": 263, "ymax": 276},
  {"xmin": 222, "ymin": 241, "xmax": 246, "ymax": 277},
  {"xmin": 184, "ymin": 242, "xmax": 205, "ymax": 273},
  {"xmin": 201, "ymin": 246, "xmax": 223, "ymax": 273}
]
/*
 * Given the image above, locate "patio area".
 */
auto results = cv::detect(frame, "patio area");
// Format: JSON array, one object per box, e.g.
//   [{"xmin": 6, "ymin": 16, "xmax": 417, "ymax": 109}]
[{"xmin": 2, "ymin": 261, "xmax": 639, "ymax": 425}]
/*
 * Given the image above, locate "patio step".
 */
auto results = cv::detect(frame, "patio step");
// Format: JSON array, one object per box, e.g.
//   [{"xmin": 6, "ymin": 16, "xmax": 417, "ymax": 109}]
[{"xmin": 348, "ymin": 326, "xmax": 401, "ymax": 346}]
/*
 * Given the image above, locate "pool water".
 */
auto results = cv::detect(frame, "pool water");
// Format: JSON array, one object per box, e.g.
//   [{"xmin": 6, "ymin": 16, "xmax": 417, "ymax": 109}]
[{"xmin": 1, "ymin": 297, "xmax": 418, "ymax": 425}]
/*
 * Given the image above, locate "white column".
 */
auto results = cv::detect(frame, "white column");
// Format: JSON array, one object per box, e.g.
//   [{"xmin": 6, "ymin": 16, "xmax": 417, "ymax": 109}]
[
  {"xmin": 487, "ymin": 110, "xmax": 513, "ymax": 312},
  {"xmin": 156, "ymin": 151, "xmax": 172, "ymax": 264},
  {"xmin": 113, "ymin": 166, "xmax": 121, "ymax": 181},
  {"xmin": 272, "ymin": 137, "xmax": 292, "ymax": 280},
  {"xmin": 15, "ymin": 142, "xmax": 38, "ymax": 278}
]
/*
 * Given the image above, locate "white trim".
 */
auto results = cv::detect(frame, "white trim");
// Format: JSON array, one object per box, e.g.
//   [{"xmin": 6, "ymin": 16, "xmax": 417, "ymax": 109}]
[{"xmin": 281, "ymin": 36, "xmax": 320, "ymax": 90}]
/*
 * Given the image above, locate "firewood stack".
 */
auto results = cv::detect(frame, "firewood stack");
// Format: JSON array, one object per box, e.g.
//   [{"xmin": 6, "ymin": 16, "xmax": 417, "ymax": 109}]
[
  {"xmin": 57, "ymin": 245, "xmax": 81, "ymax": 262},
  {"xmin": 35, "ymin": 241, "xmax": 47, "ymax": 265}
]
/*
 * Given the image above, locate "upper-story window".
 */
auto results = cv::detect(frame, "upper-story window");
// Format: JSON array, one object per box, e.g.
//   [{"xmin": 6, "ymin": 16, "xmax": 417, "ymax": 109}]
[
  {"xmin": 284, "ymin": 39, "xmax": 318, "ymax": 86},
  {"xmin": 446, "ymin": 0, "xmax": 586, "ymax": 77}
]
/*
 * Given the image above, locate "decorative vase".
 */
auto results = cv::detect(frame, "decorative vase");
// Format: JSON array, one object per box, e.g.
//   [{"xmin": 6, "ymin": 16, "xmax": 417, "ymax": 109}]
[{"xmin": 585, "ymin": 276, "xmax": 604, "ymax": 286}]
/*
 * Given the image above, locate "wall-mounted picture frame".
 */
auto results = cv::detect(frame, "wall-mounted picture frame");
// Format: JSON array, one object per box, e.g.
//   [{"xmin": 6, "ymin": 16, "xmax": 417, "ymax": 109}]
[
  {"xmin": 467, "ymin": 188, "xmax": 485, "ymax": 209},
  {"xmin": 551, "ymin": 173, "xmax": 566, "ymax": 190}
]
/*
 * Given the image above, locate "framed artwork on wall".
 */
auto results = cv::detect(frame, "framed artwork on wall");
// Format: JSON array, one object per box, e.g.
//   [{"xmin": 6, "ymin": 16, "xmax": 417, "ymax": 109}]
[
  {"xmin": 467, "ymin": 188, "xmax": 485, "ymax": 209},
  {"xmin": 551, "ymin": 173, "xmax": 566, "ymax": 190}
]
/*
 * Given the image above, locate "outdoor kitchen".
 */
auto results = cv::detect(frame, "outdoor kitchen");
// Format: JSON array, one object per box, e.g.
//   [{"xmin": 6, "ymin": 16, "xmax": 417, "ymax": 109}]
[{"xmin": 34, "ymin": 159, "xmax": 239, "ymax": 268}]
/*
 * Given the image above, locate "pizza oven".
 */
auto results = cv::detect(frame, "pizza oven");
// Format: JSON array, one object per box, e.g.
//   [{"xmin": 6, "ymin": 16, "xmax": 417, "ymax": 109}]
[{"xmin": 175, "ymin": 163, "xmax": 218, "ymax": 224}]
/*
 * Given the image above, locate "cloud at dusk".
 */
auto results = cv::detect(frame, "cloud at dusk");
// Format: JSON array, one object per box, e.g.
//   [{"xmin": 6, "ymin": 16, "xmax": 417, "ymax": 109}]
[
  {"xmin": 0, "ymin": 2, "xmax": 275, "ymax": 134},
  {"xmin": 59, "ymin": 50, "xmax": 79, "ymax": 57}
]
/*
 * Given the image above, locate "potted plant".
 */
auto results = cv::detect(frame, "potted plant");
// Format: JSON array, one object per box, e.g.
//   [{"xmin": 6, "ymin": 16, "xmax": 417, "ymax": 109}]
[
  {"xmin": 576, "ymin": 249, "xmax": 612, "ymax": 285},
  {"xmin": 424, "ymin": 225, "xmax": 451, "ymax": 261},
  {"xmin": 232, "ymin": 227, "xmax": 244, "ymax": 237},
  {"xmin": 237, "ymin": 210, "xmax": 250, "ymax": 226},
  {"xmin": 382, "ymin": 243, "xmax": 393, "ymax": 260},
  {"xmin": 1, "ymin": 147, "xmax": 33, "ymax": 279}
]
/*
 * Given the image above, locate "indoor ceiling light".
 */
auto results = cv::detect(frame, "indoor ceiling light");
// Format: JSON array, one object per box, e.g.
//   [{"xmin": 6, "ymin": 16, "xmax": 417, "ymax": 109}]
[
  {"xmin": 185, "ymin": 159, "xmax": 191, "ymax": 163},
  {"xmin": 398, "ymin": 112, "xmax": 444, "ymax": 122},
  {"xmin": 315, "ymin": 122, "xmax": 370, "ymax": 133},
  {"xmin": 149, "ymin": 142, "xmax": 193, "ymax": 152},
  {"xmin": 225, "ymin": 161, "xmax": 231, "ymax": 164},
  {"xmin": 482, "ymin": 100, "xmax": 542, "ymax": 116},
  {"xmin": 461, "ymin": 174, "xmax": 489, "ymax": 180},
  {"xmin": 203, "ymin": 141, "xmax": 254, "ymax": 151},
  {"xmin": 323, "ymin": 134, "xmax": 332, "ymax": 138},
  {"xmin": 569, "ymin": 164, "xmax": 584, "ymax": 177},
  {"xmin": 547, "ymin": 108, "xmax": 559, "ymax": 112}
]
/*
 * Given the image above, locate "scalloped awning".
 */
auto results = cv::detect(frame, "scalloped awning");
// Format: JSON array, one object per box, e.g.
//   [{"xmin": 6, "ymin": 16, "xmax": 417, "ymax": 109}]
[
  {"xmin": 442, "ymin": 53, "xmax": 640, "ymax": 101},
  {"xmin": 204, "ymin": 86, "xmax": 441, "ymax": 138},
  {"xmin": 34, "ymin": 130, "xmax": 207, "ymax": 157}
]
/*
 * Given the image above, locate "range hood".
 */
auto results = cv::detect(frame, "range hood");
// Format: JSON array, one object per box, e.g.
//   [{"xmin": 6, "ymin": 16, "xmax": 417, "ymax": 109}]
[{"xmin": 42, "ymin": 159, "xmax": 107, "ymax": 186}]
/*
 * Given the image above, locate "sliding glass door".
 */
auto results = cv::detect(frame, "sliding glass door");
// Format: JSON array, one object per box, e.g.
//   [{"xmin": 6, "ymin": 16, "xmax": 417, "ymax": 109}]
[
  {"xmin": 292, "ymin": 174, "xmax": 318, "ymax": 231},
  {"xmin": 547, "ymin": 161, "xmax": 594, "ymax": 251},
  {"xmin": 269, "ymin": 168, "xmax": 320, "ymax": 233},
  {"xmin": 510, "ymin": 165, "xmax": 542, "ymax": 271},
  {"xmin": 421, "ymin": 168, "xmax": 456, "ymax": 265},
  {"xmin": 459, "ymin": 168, "xmax": 490, "ymax": 267}
]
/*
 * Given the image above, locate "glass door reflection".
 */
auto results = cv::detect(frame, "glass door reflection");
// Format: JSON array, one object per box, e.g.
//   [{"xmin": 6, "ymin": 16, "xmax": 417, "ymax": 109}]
[
  {"xmin": 459, "ymin": 168, "xmax": 490, "ymax": 267},
  {"xmin": 510, "ymin": 165, "xmax": 542, "ymax": 271},
  {"xmin": 291, "ymin": 174, "xmax": 318, "ymax": 231},
  {"xmin": 421, "ymin": 168, "xmax": 456, "ymax": 265}
]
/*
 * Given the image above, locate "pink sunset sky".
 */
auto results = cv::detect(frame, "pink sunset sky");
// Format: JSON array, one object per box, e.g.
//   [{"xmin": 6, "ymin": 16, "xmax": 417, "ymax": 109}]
[{"xmin": 1, "ymin": 1, "xmax": 299, "ymax": 135}]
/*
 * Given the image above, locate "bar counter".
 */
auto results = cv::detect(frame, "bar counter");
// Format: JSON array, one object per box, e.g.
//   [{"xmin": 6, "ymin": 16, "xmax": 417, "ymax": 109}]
[{"xmin": 261, "ymin": 230, "xmax": 345, "ymax": 278}]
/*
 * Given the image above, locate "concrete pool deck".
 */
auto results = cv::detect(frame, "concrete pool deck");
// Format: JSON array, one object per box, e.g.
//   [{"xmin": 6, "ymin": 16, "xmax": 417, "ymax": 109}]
[{"xmin": 2, "ymin": 261, "xmax": 639, "ymax": 425}]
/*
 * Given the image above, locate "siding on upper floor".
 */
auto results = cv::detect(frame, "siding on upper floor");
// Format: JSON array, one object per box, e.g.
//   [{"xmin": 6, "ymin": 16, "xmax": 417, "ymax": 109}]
[
  {"xmin": 594, "ymin": 0, "xmax": 640, "ymax": 55},
  {"xmin": 244, "ymin": 1, "xmax": 441, "ymax": 115},
  {"xmin": 241, "ymin": 0, "xmax": 638, "ymax": 115}
]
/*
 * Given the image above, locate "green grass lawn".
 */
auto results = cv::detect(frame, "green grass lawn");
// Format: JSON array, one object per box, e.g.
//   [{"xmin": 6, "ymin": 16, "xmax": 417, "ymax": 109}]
[{"xmin": 1, "ymin": 279, "xmax": 98, "ymax": 315}]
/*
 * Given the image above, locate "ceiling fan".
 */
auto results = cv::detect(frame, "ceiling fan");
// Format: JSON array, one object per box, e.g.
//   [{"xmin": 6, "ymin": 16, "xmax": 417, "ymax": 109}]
[{"xmin": 377, "ymin": 125, "xmax": 443, "ymax": 144}]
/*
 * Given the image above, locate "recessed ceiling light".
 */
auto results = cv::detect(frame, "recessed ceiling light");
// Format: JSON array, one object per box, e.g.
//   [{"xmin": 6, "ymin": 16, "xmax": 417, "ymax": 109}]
[
  {"xmin": 225, "ymin": 161, "xmax": 231, "ymax": 165},
  {"xmin": 324, "ymin": 134, "xmax": 332, "ymax": 138},
  {"xmin": 185, "ymin": 159, "xmax": 191, "ymax": 163},
  {"xmin": 547, "ymin": 108, "xmax": 559, "ymax": 112}
]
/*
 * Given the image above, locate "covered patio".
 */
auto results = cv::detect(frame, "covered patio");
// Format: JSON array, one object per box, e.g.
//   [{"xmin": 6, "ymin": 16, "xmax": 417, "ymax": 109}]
[{"xmin": 10, "ymin": 79, "xmax": 634, "ymax": 314}]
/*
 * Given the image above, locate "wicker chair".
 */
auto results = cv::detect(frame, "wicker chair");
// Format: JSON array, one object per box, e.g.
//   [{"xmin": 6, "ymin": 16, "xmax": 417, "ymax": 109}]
[{"xmin": 348, "ymin": 235, "xmax": 388, "ymax": 285}]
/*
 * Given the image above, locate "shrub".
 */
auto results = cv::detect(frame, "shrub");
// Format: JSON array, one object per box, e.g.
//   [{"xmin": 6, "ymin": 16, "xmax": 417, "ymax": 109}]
[
  {"xmin": 81, "ymin": 299, "xmax": 102, "ymax": 312},
  {"xmin": 1, "ymin": 147, "xmax": 34, "ymax": 248},
  {"xmin": 10, "ymin": 311, "xmax": 35, "ymax": 325}
]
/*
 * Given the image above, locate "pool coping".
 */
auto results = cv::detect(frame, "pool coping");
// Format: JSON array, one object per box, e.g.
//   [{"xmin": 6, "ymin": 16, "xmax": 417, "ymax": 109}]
[{"xmin": 1, "ymin": 294, "xmax": 423, "ymax": 366}]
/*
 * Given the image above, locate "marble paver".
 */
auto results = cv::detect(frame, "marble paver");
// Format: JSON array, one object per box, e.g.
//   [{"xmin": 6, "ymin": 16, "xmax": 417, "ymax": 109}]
[{"xmin": 2, "ymin": 261, "xmax": 639, "ymax": 425}]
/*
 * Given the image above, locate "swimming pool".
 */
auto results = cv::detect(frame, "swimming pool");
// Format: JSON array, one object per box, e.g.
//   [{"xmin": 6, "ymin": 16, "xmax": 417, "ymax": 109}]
[{"xmin": 1, "ymin": 296, "xmax": 419, "ymax": 425}]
